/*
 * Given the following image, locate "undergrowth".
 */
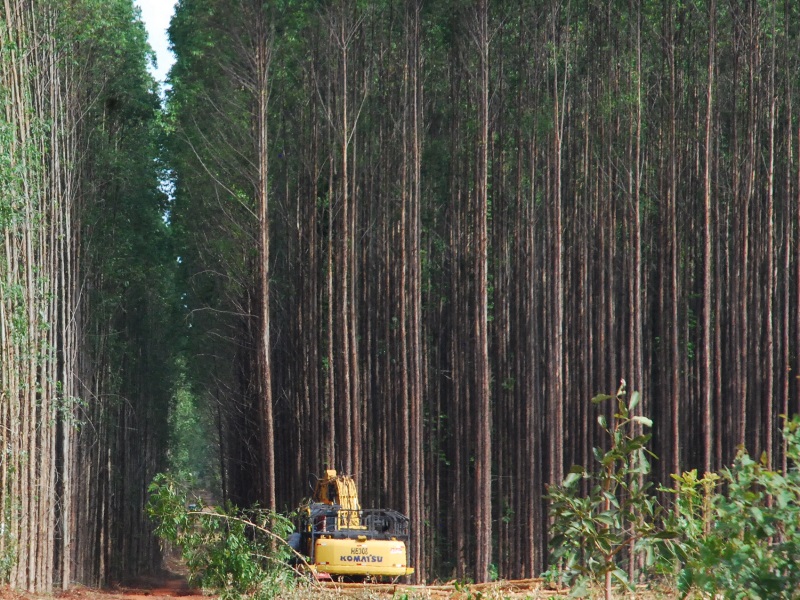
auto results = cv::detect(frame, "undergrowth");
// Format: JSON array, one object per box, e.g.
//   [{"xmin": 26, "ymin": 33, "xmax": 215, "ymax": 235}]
[
  {"xmin": 147, "ymin": 473, "xmax": 296, "ymax": 600},
  {"xmin": 547, "ymin": 382, "xmax": 800, "ymax": 599}
]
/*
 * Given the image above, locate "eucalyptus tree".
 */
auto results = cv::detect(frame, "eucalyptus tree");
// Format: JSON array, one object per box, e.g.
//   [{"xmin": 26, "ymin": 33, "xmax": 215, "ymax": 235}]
[
  {"xmin": 168, "ymin": 0, "xmax": 279, "ymax": 508},
  {"xmin": 165, "ymin": 0, "xmax": 800, "ymax": 586},
  {"xmin": 1, "ymin": 0, "xmax": 173, "ymax": 590}
]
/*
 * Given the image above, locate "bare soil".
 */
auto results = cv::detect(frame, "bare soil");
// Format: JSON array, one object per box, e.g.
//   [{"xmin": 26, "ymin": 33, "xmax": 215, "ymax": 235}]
[
  {"xmin": 0, "ymin": 556, "xmax": 673, "ymax": 600},
  {"xmin": 0, "ymin": 563, "xmax": 204, "ymax": 600},
  {"xmin": 0, "ymin": 580, "xmax": 203, "ymax": 600},
  {"xmin": 113, "ymin": 572, "xmax": 203, "ymax": 600},
  {"xmin": 0, "ymin": 578, "xmax": 676, "ymax": 600}
]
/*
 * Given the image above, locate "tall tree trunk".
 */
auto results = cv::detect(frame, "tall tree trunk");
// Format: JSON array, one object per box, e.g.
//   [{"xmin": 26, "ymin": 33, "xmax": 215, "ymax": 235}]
[
  {"xmin": 764, "ymin": 3, "xmax": 776, "ymax": 469},
  {"xmin": 548, "ymin": 0, "xmax": 567, "ymax": 491},
  {"xmin": 667, "ymin": 3, "xmax": 681, "ymax": 478},
  {"xmin": 255, "ymin": 7, "xmax": 276, "ymax": 509},
  {"xmin": 702, "ymin": 0, "xmax": 716, "ymax": 474},
  {"xmin": 473, "ymin": 0, "xmax": 492, "ymax": 583},
  {"xmin": 406, "ymin": 0, "xmax": 424, "ymax": 582}
]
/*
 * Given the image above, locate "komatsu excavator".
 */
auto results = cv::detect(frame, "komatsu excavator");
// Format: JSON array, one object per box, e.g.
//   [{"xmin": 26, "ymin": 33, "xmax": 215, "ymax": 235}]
[{"xmin": 289, "ymin": 469, "xmax": 414, "ymax": 581}]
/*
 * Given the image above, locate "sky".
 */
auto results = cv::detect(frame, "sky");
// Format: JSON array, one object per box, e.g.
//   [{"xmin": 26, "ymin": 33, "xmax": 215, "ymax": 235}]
[{"xmin": 133, "ymin": 0, "xmax": 177, "ymax": 86}]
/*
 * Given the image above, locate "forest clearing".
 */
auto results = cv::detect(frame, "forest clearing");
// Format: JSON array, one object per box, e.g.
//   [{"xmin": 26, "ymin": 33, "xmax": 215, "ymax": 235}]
[{"xmin": 4, "ymin": 0, "xmax": 800, "ymax": 597}]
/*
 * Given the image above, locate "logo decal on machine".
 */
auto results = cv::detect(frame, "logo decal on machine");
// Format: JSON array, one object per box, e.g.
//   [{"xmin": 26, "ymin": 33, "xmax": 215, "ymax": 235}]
[{"xmin": 339, "ymin": 554, "xmax": 384, "ymax": 563}]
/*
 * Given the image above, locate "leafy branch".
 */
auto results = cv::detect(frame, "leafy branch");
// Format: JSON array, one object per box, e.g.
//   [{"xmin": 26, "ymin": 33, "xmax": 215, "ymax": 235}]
[
  {"xmin": 667, "ymin": 417, "xmax": 800, "ymax": 599},
  {"xmin": 147, "ymin": 473, "xmax": 301, "ymax": 600},
  {"xmin": 546, "ymin": 382, "xmax": 671, "ymax": 599}
]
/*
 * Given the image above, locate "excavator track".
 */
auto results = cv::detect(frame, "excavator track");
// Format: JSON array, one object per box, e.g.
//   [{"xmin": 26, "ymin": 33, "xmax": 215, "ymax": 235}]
[{"xmin": 313, "ymin": 577, "xmax": 568, "ymax": 598}]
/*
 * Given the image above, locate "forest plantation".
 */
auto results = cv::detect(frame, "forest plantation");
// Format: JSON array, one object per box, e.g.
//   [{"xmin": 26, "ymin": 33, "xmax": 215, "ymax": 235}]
[{"xmin": 3, "ymin": 0, "xmax": 800, "ymax": 595}]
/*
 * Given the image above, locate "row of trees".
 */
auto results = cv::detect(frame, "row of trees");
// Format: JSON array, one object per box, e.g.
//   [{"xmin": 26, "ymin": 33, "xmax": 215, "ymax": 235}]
[
  {"xmin": 168, "ymin": 0, "xmax": 800, "ymax": 585},
  {"xmin": 4, "ymin": 0, "xmax": 800, "ymax": 591},
  {"xmin": 1, "ymin": 0, "xmax": 173, "ymax": 591}
]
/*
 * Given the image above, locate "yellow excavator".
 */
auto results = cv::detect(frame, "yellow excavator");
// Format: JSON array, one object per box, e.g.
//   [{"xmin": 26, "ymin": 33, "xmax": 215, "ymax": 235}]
[{"xmin": 288, "ymin": 469, "xmax": 414, "ymax": 581}]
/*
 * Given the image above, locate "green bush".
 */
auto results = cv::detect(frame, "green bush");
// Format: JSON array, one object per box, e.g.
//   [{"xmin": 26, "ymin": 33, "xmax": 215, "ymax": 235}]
[
  {"xmin": 669, "ymin": 417, "xmax": 800, "ymax": 599},
  {"xmin": 147, "ymin": 473, "xmax": 296, "ymax": 600},
  {"xmin": 547, "ymin": 394, "xmax": 800, "ymax": 599},
  {"xmin": 546, "ymin": 383, "xmax": 671, "ymax": 598}
]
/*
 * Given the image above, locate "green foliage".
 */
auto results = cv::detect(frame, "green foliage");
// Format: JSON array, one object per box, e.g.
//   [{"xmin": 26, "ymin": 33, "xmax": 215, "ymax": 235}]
[
  {"xmin": 168, "ymin": 369, "xmax": 220, "ymax": 492},
  {"xmin": 0, "ymin": 493, "xmax": 17, "ymax": 584},
  {"xmin": 665, "ymin": 469, "xmax": 720, "ymax": 569},
  {"xmin": 0, "ymin": 119, "xmax": 22, "ymax": 231},
  {"xmin": 147, "ymin": 473, "xmax": 296, "ymax": 599},
  {"xmin": 0, "ymin": 550, "xmax": 13, "ymax": 585},
  {"xmin": 667, "ymin": 417, "xmax": 800, "ymax": 599},
  {"xmin": 546, "ymin": 383, "xmax": 669, "ymax": 596},
  {"xmin": 547, "ymin": 399, "xmax": 800, "ymax": 599}
]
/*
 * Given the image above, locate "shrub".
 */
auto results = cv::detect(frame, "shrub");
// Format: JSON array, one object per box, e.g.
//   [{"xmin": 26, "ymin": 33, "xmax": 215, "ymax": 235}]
[
  {"xmin": 670, "ymin": 416, "xmax": 800, "ymax": 599},
  {"xmin": 147, "ymin": 473, "xmax": 296, "ymax": 600},
  {"xmin": 546, "ymin": 382, "xmax": 671, "ymax": 598}
]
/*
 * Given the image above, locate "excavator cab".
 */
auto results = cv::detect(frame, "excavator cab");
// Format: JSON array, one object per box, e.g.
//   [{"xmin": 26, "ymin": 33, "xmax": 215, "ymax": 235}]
[{"xmin": 292, "ymin": 469, "xmax": 414, "ymax": 581}]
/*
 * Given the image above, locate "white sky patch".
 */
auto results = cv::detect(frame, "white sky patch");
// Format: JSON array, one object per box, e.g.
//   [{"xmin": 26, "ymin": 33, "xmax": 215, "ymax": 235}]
[
  {"xmin": 133, "ymin": 1, "xmax": 178, "ymax": 214},
  {"xmin": 134, "ymin": 0, "xmax": 177, "ymax": 86}
]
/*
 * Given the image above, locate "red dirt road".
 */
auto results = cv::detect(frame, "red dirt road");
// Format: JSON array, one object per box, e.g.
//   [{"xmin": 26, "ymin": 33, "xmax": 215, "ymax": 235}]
[
  {"xmin": 0, "ymin": 572, "xmax": 204, "ymax": 600},
  {"xmin": 116, "ymin": 572, "xmax": 203, "ymax": 600}
]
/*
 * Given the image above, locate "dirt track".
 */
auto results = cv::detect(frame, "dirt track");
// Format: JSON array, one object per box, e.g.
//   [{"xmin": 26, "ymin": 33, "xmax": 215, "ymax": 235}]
[
  {"xmin": 0, "ymin": 576, "xmax": 672, "ymax": 600},
  {"xmin": 115, "ymin": 572, "xmax": 203, "ymax": 600}
]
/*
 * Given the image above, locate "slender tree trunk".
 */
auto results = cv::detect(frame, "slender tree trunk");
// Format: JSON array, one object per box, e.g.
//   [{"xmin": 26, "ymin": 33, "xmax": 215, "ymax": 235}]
[
  {"xmin": 548, "ymin": 0, "xmax": 568, "ymax": 492},
  {"xmin": 254, "ymin": 8, "xmax": 276, "ymax": 508},
  {"xmin": 668, "ymin": 5, "xmax": 681, "ymax": 478},
  {"xmin": 406, "ymin": 0, "xmax": 424, "ymax": 581},
  {"xmin": 764, "ymin": 4, "xmax": 776, "ymax": 469},
  {"xmin": 702, "ymin": 0, "xmax": 716, "ymax": 474},
  {"xmin": 474, "ymin": 0, "xmax": 492, "ymax": 582}
]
